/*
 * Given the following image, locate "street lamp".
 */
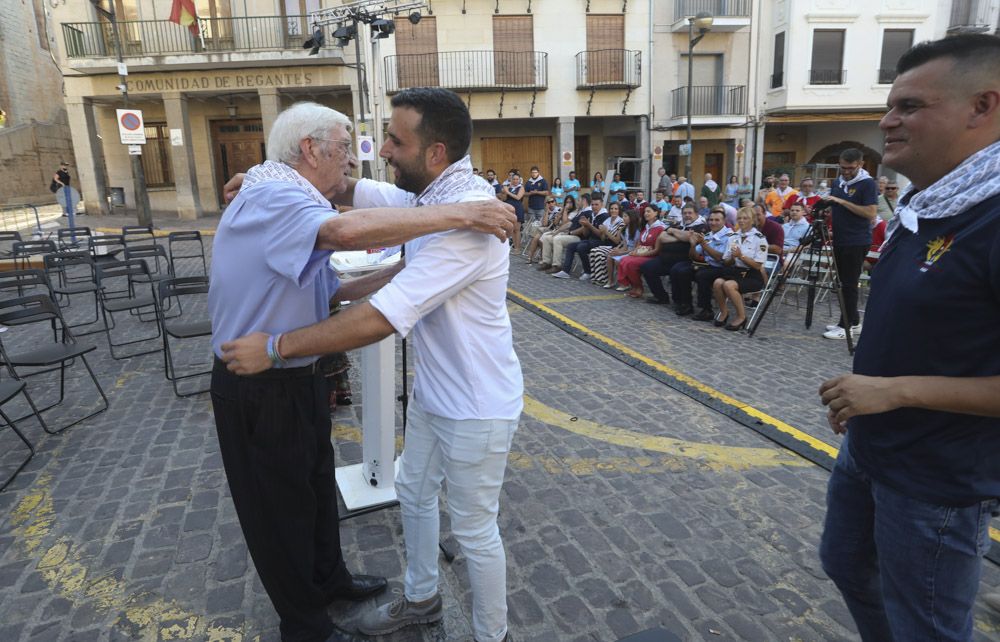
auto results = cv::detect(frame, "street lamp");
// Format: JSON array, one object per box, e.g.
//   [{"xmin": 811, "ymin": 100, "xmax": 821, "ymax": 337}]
[{"xmin": 685, "ymin": 11, "xmax": 713, "ymax": 182}]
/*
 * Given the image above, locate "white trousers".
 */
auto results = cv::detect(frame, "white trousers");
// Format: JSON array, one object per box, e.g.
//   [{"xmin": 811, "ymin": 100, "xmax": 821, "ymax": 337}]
[{"xmin": 397, "ymin": 403, "xmax": 518, "ymax": 642}]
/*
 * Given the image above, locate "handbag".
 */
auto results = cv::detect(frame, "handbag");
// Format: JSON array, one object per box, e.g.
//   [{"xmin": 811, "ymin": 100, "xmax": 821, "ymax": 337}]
[{"xmin": 49, "ymin": 180, "xmax": 60, "ymax": 193}]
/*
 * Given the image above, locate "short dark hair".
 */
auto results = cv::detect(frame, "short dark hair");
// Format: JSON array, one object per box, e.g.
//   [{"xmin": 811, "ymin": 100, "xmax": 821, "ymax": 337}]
[
  {"xmin": 840, "ymin": 148, "xmax": 864, "ymax": 163},
  {"xmin": 897, "ymin": 33, "xmax": 1000, "ymax": 76},
  {"xmin": 390, "ymin": 87, "xmax": 471, "ymax": 164},
  {"xmin": 530, "ymin": 165, "xmax": 539, "ymax": 171}
]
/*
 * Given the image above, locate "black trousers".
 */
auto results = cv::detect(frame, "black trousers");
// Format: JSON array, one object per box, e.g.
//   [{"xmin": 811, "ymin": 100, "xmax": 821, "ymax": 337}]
[
  {"xmin": 693, "ymin": 266, "xmax": 728, "ymax": 309},
  {"xmin": 640, "ymin": 250, "xmax": 690, "ymax": 302},
  {"xmin": 670, "ymin": 261, "xmax": 696, "ymax": 306},
  {"xmin": 832, "ymin": 244, "xmax": 868, "ymax": 327},
  {"xmin": 211, "ymin": 359, "xmax": 352, "ymax": 642}
]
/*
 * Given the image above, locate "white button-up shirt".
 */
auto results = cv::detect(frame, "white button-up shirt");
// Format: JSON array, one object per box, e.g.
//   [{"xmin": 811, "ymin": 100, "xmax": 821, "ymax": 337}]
[{"xmin": 360, "ymin": 179, "xmax": 524, "ymax": 421}]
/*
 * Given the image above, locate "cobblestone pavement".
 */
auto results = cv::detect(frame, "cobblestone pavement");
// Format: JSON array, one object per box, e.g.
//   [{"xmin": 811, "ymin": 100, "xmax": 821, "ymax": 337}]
[{"xmin": 1, "ymin": 229, "xmax": 999, "ymax": 641}]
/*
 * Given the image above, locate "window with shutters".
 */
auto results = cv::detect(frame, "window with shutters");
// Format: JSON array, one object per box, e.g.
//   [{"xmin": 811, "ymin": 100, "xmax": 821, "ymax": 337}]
[
  {"xmin": 140, "ymin": 124, "xmax": 174, "ymax": 188},
  {"xmin": 393, "ymin": 16, "xmax": 439, "ymax": 89},
  {"xmin": 810, "ymin": 30, "xmax": 845, "ymax": 84},
  {"xmin": 878, "ymin": 29, "xmax": 913, "ymax": 84},
  {"xmin": 492, "ymin": 16, "xmax": 534, "ymax": 86},
  {"xmin": 586, "ymin": 15, "xmax": 625, "ymax": 84}
]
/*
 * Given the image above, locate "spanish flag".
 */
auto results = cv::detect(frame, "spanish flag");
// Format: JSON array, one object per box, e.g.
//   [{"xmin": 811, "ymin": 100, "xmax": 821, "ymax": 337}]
[{"xmin": 169, "ymin": 0, "xmax": 199, "ymax": 36}]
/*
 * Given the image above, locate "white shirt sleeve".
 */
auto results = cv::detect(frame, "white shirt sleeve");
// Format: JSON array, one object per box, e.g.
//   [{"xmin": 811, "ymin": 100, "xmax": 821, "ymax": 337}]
[{"xmin": 354, "ymin": 178, "xmax": 413, "ymax": 209}]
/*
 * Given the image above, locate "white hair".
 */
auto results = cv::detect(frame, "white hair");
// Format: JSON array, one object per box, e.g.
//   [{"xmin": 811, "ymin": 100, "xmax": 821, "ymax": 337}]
[{"xmin": 267, "ymin": 102, "xmax": 352, "ymax": 166}]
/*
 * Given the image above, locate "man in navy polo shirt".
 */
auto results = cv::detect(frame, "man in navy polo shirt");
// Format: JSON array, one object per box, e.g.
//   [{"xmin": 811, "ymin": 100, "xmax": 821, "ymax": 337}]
[
  {"xmin": 819, "ymin": 33, "xmax": 1000, "ymax": 642},
  {"xmin": 524, "ymin": 165, "xmax": 549, "ymax": 225},
  {"xmin": 823, "ymin": 148, "xmax": 878, "ymax": 340}
]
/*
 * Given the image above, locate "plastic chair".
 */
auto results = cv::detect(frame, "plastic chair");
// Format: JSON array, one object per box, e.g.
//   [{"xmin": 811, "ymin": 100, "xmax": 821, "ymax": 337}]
[
  {"xmin": 88, "ymin": 234, "xmax": 126, "ymax": 264},
  {"xmin": 157, "ymin": 276, "xmax": 212, "ymax": 397},
  {"xmin": 167, "ymin": 231, "xmax": 207, "ymax": 277},
  {"xmin": 43, "ymin": 251, "xmax": 100, "ymax": 331},
  {"xmin": 11, "ymin": 240, "xmax": 57, "ymax": 271},
  {"xmin": 57, "ymin": 226, "xmax": 93, "ymax": 251},
  {"xmin": 121, "ymin": 225, "xmax": 155, "ymax": 247},
  {"xmin": 0, "ymin": 294, "xmax": 109, "ymax": 433},
  {"xmin": 0, "ymin": 379, "xmax": 46, "ymax": 492},
  {"xmin": 95, "ymin": 259, "xmax": 162, "ymax": 360},
  {"xmin": 124, "ymin": 245, "xmax": 176, "ymax": 321},
  {"xmin": 0, "ymin": 268, "xmax": 53, "ymax": 302}
]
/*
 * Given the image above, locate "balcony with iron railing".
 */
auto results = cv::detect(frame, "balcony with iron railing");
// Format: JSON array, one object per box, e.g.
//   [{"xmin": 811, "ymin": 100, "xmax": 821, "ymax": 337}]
[
  {"xmin": 575, "ymin": 50, "xmax": 641, "ymax": 89},
  {"xmin": 948, "ymin": 0, "xmax": 993, "ymax": 33},
  {"xmin": 808, "ymin": 68, "xmax": 846, "ymax": 85},
  {"xmin": 61, "ymin": 16, "xmax": 337, "ymax": 66},
  {"xmin": 670, "ymin": 0, "xmax": 752, "ymax": 31},
  {"xmin": 382, "ymin": 51, "xmax": 547, "ymax": 94},
  {"xmin": 670, "ymin": 85, "xmax": 747, "ymax": 119}
]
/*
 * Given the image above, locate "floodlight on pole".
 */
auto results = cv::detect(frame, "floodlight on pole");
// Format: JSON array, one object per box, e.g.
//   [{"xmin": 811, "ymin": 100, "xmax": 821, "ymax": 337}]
[
  {"xmin": 370, "ymin": 18, "xmax": 395, "ymax": 39},
  {"xmin": 408, "ymin": 11, "xmax": 421, "ymax": 24},
  {"xmin": 685, "ymin": 11, "xmax": 713, "ymax": 182}
]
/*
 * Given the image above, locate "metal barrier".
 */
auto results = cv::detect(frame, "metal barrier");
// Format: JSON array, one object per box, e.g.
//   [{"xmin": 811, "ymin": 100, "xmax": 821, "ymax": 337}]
[{"xmin": 0, "ymin": 205, "xmax": 44, "ymax": 236}]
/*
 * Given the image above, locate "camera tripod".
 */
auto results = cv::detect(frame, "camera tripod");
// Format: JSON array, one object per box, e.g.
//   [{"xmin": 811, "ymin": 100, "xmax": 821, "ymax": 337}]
[{"xmin": 746, "ymin": 215, "xmax": 856, "ymax": 355}]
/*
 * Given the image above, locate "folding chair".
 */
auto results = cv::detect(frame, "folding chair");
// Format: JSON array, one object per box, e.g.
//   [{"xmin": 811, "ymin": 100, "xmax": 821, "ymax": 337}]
[
  {"xmin": 122, "ymin": 225, "xmax": 155, "ymax": 247},
  {"xmin": 57, "ymin": 226, "xmax": 93, "ymax": 251},
  {"xmin": 11, "ymin": 240, "xmax": 57, "ymax": 271},
  {"xmin": 124, "ymin": 245, "xmax": 176, "ymax": 320},
  {"xmin": 0, "ymin": 268, "xmax": 53, "ymax": 302},
  {"xmin": 745, "ymin": 253, "xmax": 782, "ymax": 330},
  {"xmin": 0, "ymin": 231, "xmax": 23, "ymax": 259},
  {"xmin": 157, "ymin": 276, "xmax": 212, "ymax": 397},
  {"xmin": 95, "ymin": 259, "xmax": 162, "ymax": 360},
  {"xmin": 43, "ymin": 251, "xmax": 100, "ymax": 332},
  {"xmin": 0, "ymin": 294, "xmax": 109, "ymax": 433},
  {"xmin": 167, "ymin": 231, "xmax": 207, "ymax": 277},
  {"xmin": 0, "ymin": 379, "xmax": 46, "ymax": 492},
  {"xmin": 88, "ymin": 234, "xmax": 125, "ymax": 265}
]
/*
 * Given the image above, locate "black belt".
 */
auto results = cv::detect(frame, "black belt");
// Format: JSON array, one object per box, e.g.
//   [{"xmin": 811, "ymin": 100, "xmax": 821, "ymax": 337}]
[{"xmin": 213, "ymin": 357, "xmax": 320, "ymax": 379}]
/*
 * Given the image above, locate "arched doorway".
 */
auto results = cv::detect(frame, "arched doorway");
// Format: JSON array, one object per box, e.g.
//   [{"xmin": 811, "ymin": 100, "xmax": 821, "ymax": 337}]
[{"xmin": 808, "ymin": 140, "xmax": 882, "ymax": 177}]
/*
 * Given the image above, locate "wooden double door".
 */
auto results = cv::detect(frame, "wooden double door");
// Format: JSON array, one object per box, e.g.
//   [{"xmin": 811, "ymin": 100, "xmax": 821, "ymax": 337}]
[
  {"xmin": 480, "ymin": 136, "xmax": 553, "ymax": 188},
  {"xmin": 211, "ymin": 119, "xmax": 265, "ymax": 205}
]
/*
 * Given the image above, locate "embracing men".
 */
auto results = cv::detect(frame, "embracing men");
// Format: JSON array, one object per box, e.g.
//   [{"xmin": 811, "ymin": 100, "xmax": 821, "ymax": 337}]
[{"xmin": 220, "ymin": 88, "xmax": 523, "ymax": 642}]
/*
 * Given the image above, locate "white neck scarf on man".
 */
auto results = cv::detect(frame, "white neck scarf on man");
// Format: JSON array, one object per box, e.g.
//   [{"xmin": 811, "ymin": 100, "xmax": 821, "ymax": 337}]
[
  {"xmin": 886, "ymin": 139, "xmax": 1000, "ymax": 241},
  {"xmin": 704, "ymin": 179, "xmax": 718, "ymax": 192},
  {"xmin": 412, "ymin": 155, "xmax": 495, "ymax": 207},
  {"xmin": 241, "ymin": 160, "xmax": 330, "ymax": 207},
  {"xmin": 838, "ymin": 166, "xmax": 872, "ymax": 190}
]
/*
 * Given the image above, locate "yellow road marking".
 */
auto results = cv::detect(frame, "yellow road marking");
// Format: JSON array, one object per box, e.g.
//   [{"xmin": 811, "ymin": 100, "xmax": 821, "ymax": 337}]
[
  {"xmin": 535, "ymin": 294, "xmax": 623, "ymax": 304},
  {"xmin": 508, "ymin": 287, "xmax": 839, "ymax": 458}
]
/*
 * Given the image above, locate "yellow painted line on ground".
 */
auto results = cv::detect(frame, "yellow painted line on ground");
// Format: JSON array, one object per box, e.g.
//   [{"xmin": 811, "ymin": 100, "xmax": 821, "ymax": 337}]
[
  {"xmin": 534, "ymin": 294, "xmax": 624, "ymax": 304},
  {"xmin": 8, "ymin": 472, "xmax": 249, "ymax": 640},
  {"xmin": 508, "ymin": 287, "xmax": 840, "ymax": 459}
]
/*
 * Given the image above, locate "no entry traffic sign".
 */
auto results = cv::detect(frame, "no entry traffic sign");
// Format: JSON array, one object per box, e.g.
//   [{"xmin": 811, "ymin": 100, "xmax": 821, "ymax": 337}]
[{"xmin": 116, "ymin": 109, "xmax": 146, "ymax": 145}]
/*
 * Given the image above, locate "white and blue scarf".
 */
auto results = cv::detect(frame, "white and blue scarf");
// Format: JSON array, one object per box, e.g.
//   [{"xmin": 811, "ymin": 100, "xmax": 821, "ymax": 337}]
[
  {"xmin": 241, "ymin": 160, "xmax": 330, "ymax": 207},
  {"xmin": 415, "ymin": 155, "xmax": 495, "ymax": 207}
]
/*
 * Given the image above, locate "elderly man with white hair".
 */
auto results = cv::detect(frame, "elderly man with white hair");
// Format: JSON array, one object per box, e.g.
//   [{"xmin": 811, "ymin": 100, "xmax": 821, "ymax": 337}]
[{"xmin": 208, "ymin": 102, "xmax": 514, "ymax": 642}]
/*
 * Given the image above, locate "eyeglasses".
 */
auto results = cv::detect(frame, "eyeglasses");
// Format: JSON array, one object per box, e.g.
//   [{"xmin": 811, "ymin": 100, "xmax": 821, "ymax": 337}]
[
  {"xmin": 885, "ymin": 186, "xmax": 899, "ymax": 190},
  {"xmin": 314, "ymin": 137, "xmax": 356, "ymax": 157}
]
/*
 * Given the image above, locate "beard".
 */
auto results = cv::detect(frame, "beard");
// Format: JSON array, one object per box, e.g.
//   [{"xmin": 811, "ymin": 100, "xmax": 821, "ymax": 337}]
[{"xmin": 391, "ymin": 154, "xmax": 434, "ymax": 195}]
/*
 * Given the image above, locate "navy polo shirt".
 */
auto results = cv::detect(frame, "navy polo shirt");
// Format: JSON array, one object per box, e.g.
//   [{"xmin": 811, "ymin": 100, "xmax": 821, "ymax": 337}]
[
  {"xmin": 525, "ymin": 176, "xmax": 548, "ymax": 210},
  {"xmin": 831, "ymin": 177, "xmax": 877, "ymax": 246},
  {"xmin": 848, "ymin": 194, "xmax": 1000, "ymax": 506}
]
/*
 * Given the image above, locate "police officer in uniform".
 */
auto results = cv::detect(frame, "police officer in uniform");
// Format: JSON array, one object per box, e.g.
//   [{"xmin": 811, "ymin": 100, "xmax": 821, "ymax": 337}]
[
  {"xmin": 675, "ymin": 209, "xmax": 734, "ymax": 318},
  {"xmin": 713, "ymin": 207, "xmax": 768, "ymax": 330}
]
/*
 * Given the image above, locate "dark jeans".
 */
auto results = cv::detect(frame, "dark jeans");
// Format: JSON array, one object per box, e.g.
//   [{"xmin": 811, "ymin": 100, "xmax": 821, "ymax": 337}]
[
  {"xmin": 832, "ymin": 244, "xmax": 868, "ymax": 327},
  {"xmin": 211, "ymin": 360, "xmax": 352, "ymax": 642},
  {"xmin": 693, "ymin": 266, "xmax": 727, "ymax": 310},
  {"xmin": 820, "ymin": 436, "xmax": 998, "ymax": 642},
  {"xmin": 560, "ymin": 240, "xmax": 582, "ymax": 272},
  {"xmin": 640, "ymin": 250, "xmax": 689, "ymax": 302},
  {"xmin": 573, "ymin": 239, "xmax": 605, "ymax": 273},
  {"xmin": 670, "ymin": 261, "xmax": 696, "ymax": 306}
]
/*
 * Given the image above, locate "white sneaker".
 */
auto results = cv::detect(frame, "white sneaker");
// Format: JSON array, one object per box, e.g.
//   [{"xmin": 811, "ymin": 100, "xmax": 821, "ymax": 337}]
[
  {"xmin": 552, "ymin": 270, "xmax": 571, "ymax": 279},
  {"xmin": 615, "ymin": 285, "xmax": 629, "ymax": 292},
  {"xmin": 823, "ymin": 324, "xmax": 861, "ymax": 340},
  {"xmin": 602, "ymin": 282, "xmax": 613, "ymax": 289},
  {"xmin": 825, "ymin": 324, "xmax": 840, "ymax": 332},
  {"xmin": 579, "ymin": 273, "xmax": 592, "ymax": 281}
]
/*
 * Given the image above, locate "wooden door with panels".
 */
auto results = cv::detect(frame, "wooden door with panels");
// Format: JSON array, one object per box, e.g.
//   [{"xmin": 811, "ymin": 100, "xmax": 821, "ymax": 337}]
[
  {"xmin": 211, "ymin": 120, "xmax": 265, "ymax": 206},
  {"xmin": 586, "ymin": 14, "xmax": 625, "ymax": 84},
  {"xmin": 480, "ymin": 136, "xmax": 553, "ymax": 188}
]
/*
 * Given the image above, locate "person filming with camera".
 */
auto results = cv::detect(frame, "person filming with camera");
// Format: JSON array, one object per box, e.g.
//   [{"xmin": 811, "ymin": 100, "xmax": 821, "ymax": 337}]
[{"xmin": 822, "ymin": 148, "xmax": 878, "ymax": 340}]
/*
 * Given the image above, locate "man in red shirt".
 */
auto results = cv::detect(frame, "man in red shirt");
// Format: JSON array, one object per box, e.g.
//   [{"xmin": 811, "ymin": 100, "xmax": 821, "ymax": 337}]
[{"xmin": 784, "ymin": 177, "xmax": 822, "ymax": 217}]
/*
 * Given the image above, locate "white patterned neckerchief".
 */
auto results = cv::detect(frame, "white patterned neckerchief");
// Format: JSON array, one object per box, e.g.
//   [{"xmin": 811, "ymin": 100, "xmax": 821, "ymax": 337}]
[
  {"xmin": 838, "ymin": 166, "xmax": 872, "ymax": 190},
  {"xmin": 414, "ymin": 155, "xmax": 495, "ymax": 207},
  {"xmin": 886, "ymin": 139, "xmax": 1000, "ymax": 241},
  {"xmin": 241, "ymin": 160, "xmax": 330, "ymax": 207}
]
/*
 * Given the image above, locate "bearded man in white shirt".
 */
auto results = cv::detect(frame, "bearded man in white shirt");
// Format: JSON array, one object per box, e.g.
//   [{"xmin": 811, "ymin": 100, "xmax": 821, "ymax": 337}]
[{"xmin": 221, "ymin": 87, "xmax": 522, "ymax": 642}]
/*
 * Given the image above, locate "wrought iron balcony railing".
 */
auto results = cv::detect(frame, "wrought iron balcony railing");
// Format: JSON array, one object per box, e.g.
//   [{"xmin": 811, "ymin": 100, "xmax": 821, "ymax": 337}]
[
  {"xmin": 809, "ymin": 68, "xmax": 846, "ymax": 85},
  {"xmin": 61, "ymin": 15, "xmax": 320, "ymax": 58},
  {"xmin": 948, "ymin": 0, "xmax": 992, "ymax": 32},
  {"xmin": 673, "ymin": 0, "xmax": 752, "ymax": 21},
  {"xmin": 575, "ymin": 50, "xmax": 641, "ymax": 89},
  {"xmin": 670, "ymin": 85, "xmax": 747, "ymax": 118},
  {"xmin": 382, "ymin": 51, "xmax": 547, "ymax": 93}
]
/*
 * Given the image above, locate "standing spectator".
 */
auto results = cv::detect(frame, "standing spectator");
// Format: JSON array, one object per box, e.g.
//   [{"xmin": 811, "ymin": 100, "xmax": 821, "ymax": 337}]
[
  {"xmin": 653, "ymin": 190, "xmax": 670, "ymax": 212},
  {"xmin": 502, "ymin": 173, "xmax": 525, "ymax": 251},
  {"xmin": 641, "ymin": 203, "xmax": 708, "ymax": 304},
  {"xmin": 785, "ymin": 177, "xmax": 822, "ymax": 218},
  {"xmin": 524, "ymin": 166, "xmax": 549, "ymax": 224},
  {"xmin": 550, "ymin": 177, "xmax": 565, "ymax": 206},
  {"xmin": 485, "ymin": 169, "xmax": 502, "ymax": 197},
  {"xmin": 712, "ymin": 208, "xmax": 769, "ymax": 331},
  {"xmin": 766, "ymin": 174, "xmax": 796, "ymax": 217},
  {"xmin": 701, "ymin": 173, "xmax": 722, "ymax": 207},
  {"xmin": 737, "ymin": 175, "xmax": 754, "ymax": 205},
  {"xmin": 593, "ymin": 208, "xmax": 641, "ymax": 287},
  {"xmin": 719, "ymin": 200, "xmax": 738, "ymax": 229},
  {"xmin": 757, "ymin": 175, "xmax": 776, "ymax": 210},
  {"xmin": 608, "ymin": 172, "xmax": 627, "ymax": 203},
  {"xmin": 617, "ymin": 205, "xmax": 666, "ymax": 297},
  {"xmin": 657, "ymin": 167, "xmax": 672, "ymax": 192},
  {"xmin": 590, "ymin": 171, "xmax": 606, "ymax": 195},
  {"xmin": 724, "ymin": 175, "xmax": 740, "ymax": 208},
  {"xmin": 565, "ymin": 170, "xmax": 581, "ymax": 201},
  {"xmin": 822, "ymin": 148, "xmax": 878, "ymax": 340},
  {"xmin": 667, "ymin": 194, "xmax": 684, "ymax": 224},
  {"xmin": 675, "ymin": 175, "xmax": 696, "ymax": 202},
  {"xmin": 781, "ymin": 203, "xmax": 811, "ymax": 256},
  {"xmin": 53, "ymin": 161, "xmax": 73, "ymax": 217},
  {"xmin": 876, "ymin": 180, "xmax": 899, "ymax": 222},
  {"xmin": 817, "ymin": 180, "xmax": 831, "ymax": 197},
  {"xmin": 819, "ymin": 34, "xmax": 1000, "ymax": 642},
  {"xmin": 877, "ymin": 174, "xmax": 888, "ymax": 195},
  {"xmin": 672, "ymin": 209, "xmax": 733, "ymax": 317}
]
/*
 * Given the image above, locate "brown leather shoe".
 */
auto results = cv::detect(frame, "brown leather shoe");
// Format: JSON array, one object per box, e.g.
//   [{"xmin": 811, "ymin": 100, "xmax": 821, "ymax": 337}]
[{"xmin": 536, "ymin": 263, "xmax": 551, "ymax": 271}]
